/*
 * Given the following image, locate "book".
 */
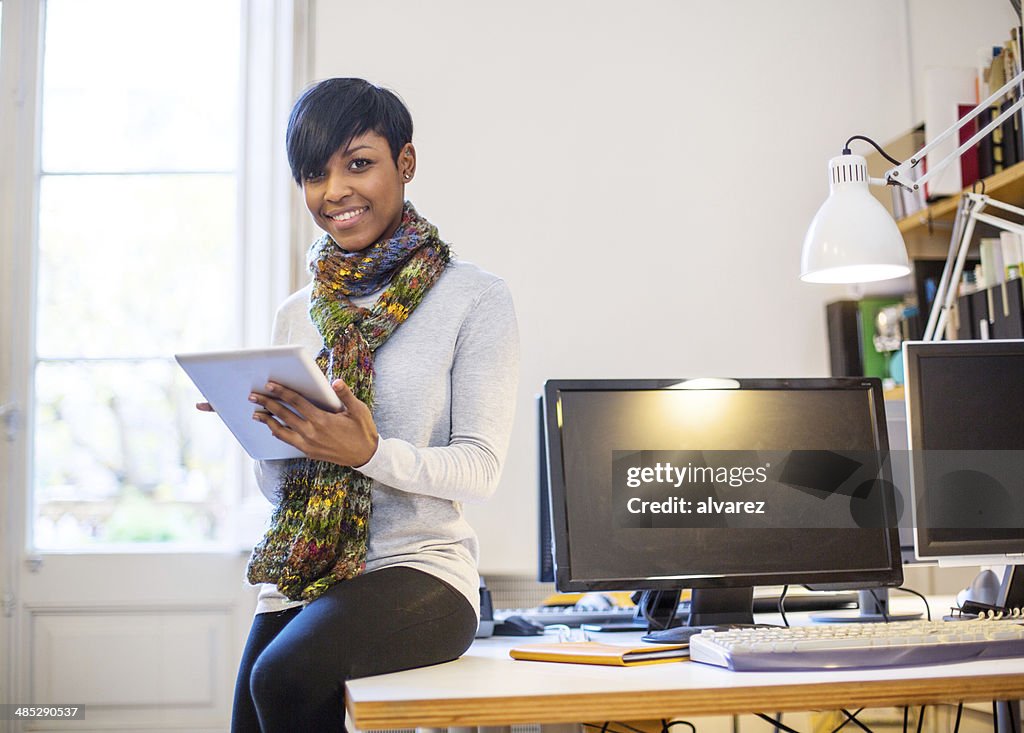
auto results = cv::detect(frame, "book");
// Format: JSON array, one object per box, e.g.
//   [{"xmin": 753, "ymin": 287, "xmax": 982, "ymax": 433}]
[
  {"xmin": 988, "ymin": 50, "xmax": 1007, "ymax": 173},
  {"xmin": 509, "ymin": 641, "xmax": 688, "ymax": 666},
  {"xmin": 957, "ymin": 103, "xmax": 981, "ymax": 188},
  {"xmin": 978, "ymin": 105, "xmax": 996, "ymax": 179},
  {"xmin": 979, "ymin": 237, "xmax": 1005, "ymax": 287},
  {"xmin": 923, "ymin": 67, "xmax": 977, "ymax": 197},
  {"xmin": 1000, "ymin": 97, "xmax": 1019, "ymax": 167},
  {"xmin": 1000, "ymin": 231, "xmax": 1023, "ymax": 279}
]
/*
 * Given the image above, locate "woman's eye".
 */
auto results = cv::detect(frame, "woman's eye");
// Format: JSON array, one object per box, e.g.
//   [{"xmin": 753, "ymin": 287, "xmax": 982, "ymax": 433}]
[
  {"xmin": 349, "ymin": 158, "xmax": 372, "ymax": 171},
  {"xmin": 304, "ymin": 171, "xmax": 325, "ymax": 182}
]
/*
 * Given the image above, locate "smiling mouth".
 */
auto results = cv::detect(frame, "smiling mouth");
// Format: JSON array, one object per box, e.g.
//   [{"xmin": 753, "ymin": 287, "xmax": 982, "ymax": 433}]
[{"xmin": 328, "ymin": 206, "xmax": 368, "ymax": 222}]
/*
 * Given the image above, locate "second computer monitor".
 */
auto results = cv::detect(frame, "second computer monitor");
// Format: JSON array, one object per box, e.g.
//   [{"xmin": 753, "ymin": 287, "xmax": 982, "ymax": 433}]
[{"xmin": 904, "ymin": 339, "xmax": 1024, "ymax": 565}]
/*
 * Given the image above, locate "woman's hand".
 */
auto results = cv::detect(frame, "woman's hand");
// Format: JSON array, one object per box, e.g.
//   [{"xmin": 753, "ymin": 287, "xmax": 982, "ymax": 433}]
[
  {"xmin": 195, "ymin": 402, "xmax": 215, "ymax": 412},
  {"xmin": 249, "ymin": 380, "xmax": 379, "ymax": 467}
]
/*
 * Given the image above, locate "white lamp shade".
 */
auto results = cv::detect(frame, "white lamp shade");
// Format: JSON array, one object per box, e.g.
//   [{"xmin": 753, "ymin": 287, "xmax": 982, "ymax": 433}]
[{"xmin": 801, "ymin": 154, "xmax": 911, "ymax": 283}]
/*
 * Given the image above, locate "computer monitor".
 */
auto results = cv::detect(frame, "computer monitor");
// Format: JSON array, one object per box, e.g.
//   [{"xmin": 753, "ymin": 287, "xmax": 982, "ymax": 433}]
[
  {"xmin": 883, "ymin": 397, "xmax": 935, "ymax": 566},
  {"xmin": 904, "ymin": 340, "xmax": 1024, "ymax": 579},
  {"xmin": 542, "ymin": 377, "xmax": 904, "ymax": 630},
  {"xmin": 537, "ymin": 396, "xmax": 556, "ymax": 583}
]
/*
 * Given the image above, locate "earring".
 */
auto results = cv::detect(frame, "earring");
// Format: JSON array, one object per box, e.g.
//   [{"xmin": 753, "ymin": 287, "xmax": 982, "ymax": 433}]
[{"xmin": 404, "ymin": 173, "xmax": 412, "ymax": 180}]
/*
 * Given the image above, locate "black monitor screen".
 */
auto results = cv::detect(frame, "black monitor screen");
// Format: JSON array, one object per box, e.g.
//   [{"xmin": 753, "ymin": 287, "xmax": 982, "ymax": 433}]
[
  {"xmin": 905, "ymin": 340, "xmax": 1024, "ymax": 560},
  {"xmin": 543, "ymin": 378, "xmax": 903, "ymax": 597}
]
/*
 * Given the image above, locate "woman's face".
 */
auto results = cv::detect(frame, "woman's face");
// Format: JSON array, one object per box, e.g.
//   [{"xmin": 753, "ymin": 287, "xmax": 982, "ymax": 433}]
[{"xmin": 302, "ymin": 131, "xmax": 416, "ymax": 252}]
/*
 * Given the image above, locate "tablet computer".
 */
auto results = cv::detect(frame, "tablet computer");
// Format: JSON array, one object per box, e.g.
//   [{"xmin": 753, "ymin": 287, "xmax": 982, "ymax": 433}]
[{"xmin": 175, "ymin": 345, "xmax": 341, "ymax": 460}]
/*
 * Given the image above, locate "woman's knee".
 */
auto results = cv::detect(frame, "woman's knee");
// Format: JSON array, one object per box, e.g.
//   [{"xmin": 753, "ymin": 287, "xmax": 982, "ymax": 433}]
[{"xmin": 249, "ymin": 645, "xmax": 334, "ymax": 709}]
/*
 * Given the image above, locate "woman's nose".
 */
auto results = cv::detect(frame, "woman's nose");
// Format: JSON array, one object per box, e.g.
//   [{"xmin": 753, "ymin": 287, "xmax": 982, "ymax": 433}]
[{"xmin": 324, "ymin": 171, "xmax": 352, "ymax": 201}]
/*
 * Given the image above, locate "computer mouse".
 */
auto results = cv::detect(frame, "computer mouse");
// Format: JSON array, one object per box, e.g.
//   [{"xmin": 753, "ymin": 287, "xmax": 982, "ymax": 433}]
[
  {"xmin": 493, "ymin": 615, "xmax": 545, "ymax": 636},
  {"xmin": 574, "ymin": 592, "xmax": 614, "ymax": 611},
  {"xmin": 957, "ymin": 568, "xmax": 1001, "ymax": 607}
]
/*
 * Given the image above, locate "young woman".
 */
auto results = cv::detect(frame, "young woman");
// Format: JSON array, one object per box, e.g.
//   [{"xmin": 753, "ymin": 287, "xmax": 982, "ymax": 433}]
[{"xmin": 227, "ymin": 78, "xmax": 519, "ymax": 732}]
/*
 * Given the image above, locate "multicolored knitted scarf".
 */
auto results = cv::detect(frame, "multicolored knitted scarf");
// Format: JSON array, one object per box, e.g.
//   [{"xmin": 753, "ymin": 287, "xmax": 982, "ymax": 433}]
[{"xmin": 246, "ymin": 201, "xmax": 451, "ymax": 601}]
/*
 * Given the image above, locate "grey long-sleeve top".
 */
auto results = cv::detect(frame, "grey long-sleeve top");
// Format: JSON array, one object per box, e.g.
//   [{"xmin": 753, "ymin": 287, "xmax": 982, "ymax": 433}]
[{"xmin": 252, "ymin": 260, "xmax": 519, "ymax": 617}]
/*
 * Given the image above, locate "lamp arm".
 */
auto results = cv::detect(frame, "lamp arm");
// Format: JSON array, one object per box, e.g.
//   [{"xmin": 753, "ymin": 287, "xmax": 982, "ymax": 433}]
[
  {"xmin": 970, "ymin": 192, "xmax": 1024, "ymax": 219},
  {"xmin": 922, "ymin": 191, "xmax": 1024, "ymax": 340},
  {"xmin": 926, "ymin": 198, "xmax": 985, "ymax": 340},
  {"xmin": 972, "ymin": 210, "xmax": 1024, "ymax": 234},
  {"xmin": 923, "ymin": 195, "xmax": 972, "ymax": 340},
  {"xmin": 883, "ymin": 66, "xmax": 1024, "ymax": 192}
]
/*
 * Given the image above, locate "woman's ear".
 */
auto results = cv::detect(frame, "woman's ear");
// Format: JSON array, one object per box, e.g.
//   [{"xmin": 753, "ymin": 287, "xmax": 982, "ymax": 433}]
[{"xmin": 400, "ymin": 143, "xmax": 416, "ymax": 182}]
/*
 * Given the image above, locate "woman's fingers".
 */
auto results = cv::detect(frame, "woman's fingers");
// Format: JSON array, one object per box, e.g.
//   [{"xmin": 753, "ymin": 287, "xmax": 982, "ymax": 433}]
[
  {"xmin": 264, "ymin": 382, "xmax": 319, "ymax": 416},
  {"xmin": 249, "ymin": 391, "xmax": 303, "ymax": 430},
  {"xmin": 249, "ymin": 380, "xmax": 377, "ymax": 465}
]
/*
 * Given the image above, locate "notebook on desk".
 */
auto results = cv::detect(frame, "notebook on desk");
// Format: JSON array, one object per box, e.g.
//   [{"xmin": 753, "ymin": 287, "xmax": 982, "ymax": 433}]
[{"xmin": 510, "ymin": 641, "xmax": 689, "ymax": 666}]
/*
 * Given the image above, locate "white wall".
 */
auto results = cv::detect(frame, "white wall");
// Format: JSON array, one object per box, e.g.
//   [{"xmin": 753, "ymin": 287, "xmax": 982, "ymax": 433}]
[{"xmin": 306, "ymin": 0, "xmax": 1017, "ymax": 574}]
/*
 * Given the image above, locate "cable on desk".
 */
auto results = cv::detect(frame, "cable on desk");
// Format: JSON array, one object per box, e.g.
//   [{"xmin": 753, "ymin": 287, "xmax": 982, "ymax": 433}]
[
  {"xmin": 866, "ymin": 588, "xmax": 890, "ymax": 623},
  {"xmin": 777, "ymin": 585, "xmax": 790, "ymax": 627},
  {"xmin": 583, "ymin": 721, "xmax": 649, "ymax": 733},
  {"xmin": 840, "ymin": 708, "xmax": 872, "ymax": 733},
  {"xmin": 953, "ymin": 702, "xmax": 963, "ymax": 733},
  {"xmin": 902, "ymin": 706, "xmax": 909, "ymax": 733},
  {"xmin": 829, "ymin": 708, "xmax": 866, "ymax": 733},
  {"xmin": 755, "ymin": 712, "xmax": 802, "ymax": 733},
  {"xmin": 616, "ymin": 722, "xmax": 649, "ymax": 733},
  {"xmin": 829, "ymin": 711, "xmax": 849, "ymax": 733},
  {"xmin": 638, "ymin": 589, "xmax": 678, "ymax": 631},
  {"xmin": 894, "ymin": 586, "xmax": 931, "ymax": 621},
  {"xmin": 915, "ymin": 705, "xmax": 926, "ymax": 733},
  {"xmin": 661, "ymin": 718, "xmax": 696, "ymax": 733}
]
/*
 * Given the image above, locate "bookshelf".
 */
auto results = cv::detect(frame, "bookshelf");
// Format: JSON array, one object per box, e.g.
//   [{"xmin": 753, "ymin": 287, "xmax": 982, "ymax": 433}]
[{"xmin": 896, "ymin": 159, "xmax": 1024, "ymax": 258}]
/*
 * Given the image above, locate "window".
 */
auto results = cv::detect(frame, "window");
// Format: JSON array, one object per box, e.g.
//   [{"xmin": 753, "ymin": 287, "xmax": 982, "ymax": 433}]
[
  {"xmin": 30, "ymin": 0, "xmax": 242, "ymax": 548},
  {"xmin": 3, "ymin": 0, "xmax": 298, "ymax": 553}
]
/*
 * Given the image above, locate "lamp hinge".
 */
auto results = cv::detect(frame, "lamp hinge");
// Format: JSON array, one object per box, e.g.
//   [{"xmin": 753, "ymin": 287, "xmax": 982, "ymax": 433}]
[{"xmin": 0, "ymin": 402, "xmax": 22, "ymax": 442}]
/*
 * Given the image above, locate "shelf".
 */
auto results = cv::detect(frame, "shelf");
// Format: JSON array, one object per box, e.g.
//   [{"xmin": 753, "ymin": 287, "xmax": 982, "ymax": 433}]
[{"xmin": 895, "ymin": 160, "xmax": 1024, "ymax": 258}]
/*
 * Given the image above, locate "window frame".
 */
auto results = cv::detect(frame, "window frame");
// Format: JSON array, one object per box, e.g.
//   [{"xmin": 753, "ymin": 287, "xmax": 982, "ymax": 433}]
[{"xmin": 0, "ymin": 0, "xmax": 312, "ymax": 557}]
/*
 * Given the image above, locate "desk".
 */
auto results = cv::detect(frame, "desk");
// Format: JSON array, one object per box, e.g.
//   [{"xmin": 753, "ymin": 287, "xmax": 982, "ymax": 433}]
[{"xmin": 346, "ymin": 631, "xmax": 1024, "ymax": 730}]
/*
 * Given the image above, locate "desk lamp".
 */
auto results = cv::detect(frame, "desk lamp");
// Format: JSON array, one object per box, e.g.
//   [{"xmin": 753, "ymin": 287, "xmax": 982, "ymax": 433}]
[{"xmin": 801, "ymin": 65, "xmax": 1024, "ymax": 339}]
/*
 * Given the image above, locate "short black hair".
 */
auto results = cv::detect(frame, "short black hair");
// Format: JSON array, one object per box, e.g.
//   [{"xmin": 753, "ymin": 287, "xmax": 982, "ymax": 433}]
[{"xmin": 285, "ymin": 78, "xmax": 413, "ymax": 185}]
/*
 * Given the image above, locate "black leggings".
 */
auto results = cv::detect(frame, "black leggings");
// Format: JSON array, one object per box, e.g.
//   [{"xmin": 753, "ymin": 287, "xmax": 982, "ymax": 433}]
[{"xmin": 231, "ymin": 566, "xmax": 477, "ymax": 732}]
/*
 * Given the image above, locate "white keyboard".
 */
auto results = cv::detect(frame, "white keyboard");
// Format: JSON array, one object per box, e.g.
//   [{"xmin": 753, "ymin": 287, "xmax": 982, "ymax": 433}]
[{"xmin": 688, "ymin": 617, "xmax": 1024, "ymax": 671}]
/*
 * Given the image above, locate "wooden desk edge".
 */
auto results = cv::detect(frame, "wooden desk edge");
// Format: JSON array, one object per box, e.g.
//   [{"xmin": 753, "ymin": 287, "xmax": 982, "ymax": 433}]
[{"xmin": 348, "ymin": 674, "xmax": 1024, "ymax": 729}]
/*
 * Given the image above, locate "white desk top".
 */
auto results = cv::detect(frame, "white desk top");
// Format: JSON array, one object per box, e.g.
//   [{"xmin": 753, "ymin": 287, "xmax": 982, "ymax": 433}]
[{"xmin": 346, "ymin": 621, "xmax": 1024, "ymax": 729}]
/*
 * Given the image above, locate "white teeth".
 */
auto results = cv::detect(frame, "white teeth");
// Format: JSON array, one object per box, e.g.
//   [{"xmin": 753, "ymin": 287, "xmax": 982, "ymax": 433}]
[{"xmin": 330, "ymin": 207, "xmax": 366, "ymax": 221}]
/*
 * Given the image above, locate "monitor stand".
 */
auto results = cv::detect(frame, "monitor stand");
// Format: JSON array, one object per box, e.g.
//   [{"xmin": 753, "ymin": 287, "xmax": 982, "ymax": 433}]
[
  {"xmin": 584, "ymin": 587, "xmax": 758, "ymax": 634},
  {"xmin": 811, "ymin": 588, "xmax": 921, "ymax": 623},
  {"xmin": 685, "ymin": 587, "xmax": 755, "ymax": 626},
  {"xmin": 999, "ymin": 565, "xmax": 1024, "ymax": 609},
  {"xmin": 580, "ymin": 589, "xmax": 681, "ymax": 633},
  {"xmin": 638, "ymin": 587, "xmax": 766, "ymax": 644},
  {"xmin": 950, "ymin": 565, "xmax": 1024, "ymax": 618}
]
